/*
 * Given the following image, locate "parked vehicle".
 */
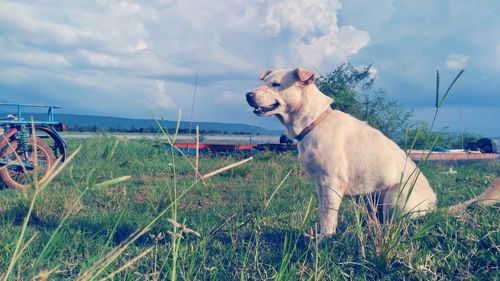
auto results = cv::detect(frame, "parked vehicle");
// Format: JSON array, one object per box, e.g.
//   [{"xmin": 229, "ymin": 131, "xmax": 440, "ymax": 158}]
[{"xmin": 0, "ymin": 103, "xmax": 67, "ymax": 189}]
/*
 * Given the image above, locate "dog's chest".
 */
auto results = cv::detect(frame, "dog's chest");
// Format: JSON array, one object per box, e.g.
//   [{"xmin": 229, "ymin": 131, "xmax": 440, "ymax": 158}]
[{"xmin": 297, "ymin": 139, "xmax": 342, "ymax": 178}]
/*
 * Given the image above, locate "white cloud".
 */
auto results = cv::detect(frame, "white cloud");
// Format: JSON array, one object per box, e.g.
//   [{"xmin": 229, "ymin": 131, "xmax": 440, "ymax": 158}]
[
  {"xmin": 0, "ymin": 0, "xmax": 366, "ymax": 127},
  {"xmin": 263, "ymin": 0, "xmax": 342, "ymax": 36},
  {"xmin": 153, "ymin": 80, "xmax": 176, "ymax": 109},
  {"xmin": 0, "ymin": 2, "xmax": 81, "ymax": 45},
  {"xmin": 0, "ymin": 0, "xmax": 368, "ymax": 113},
  {"xmin": 128, "ymin": 40, "xmax": 148, "ymax": 53},
  {"xmin": 0, "ymin": 0, "xmax": 499, "ymax": 136},
  {"xmin": 79, "ymin": 50, "xmax": 121, "ymax": 68},
  {"xmin": 2, "ymin": 0, "xmax": 368, "ymax": 76},
  {"xmin": 262, "ymin": 0, "xmax": 369, "ymax": 68},
  {"xmin": 445, "ymin": 54, "xmax": 468, "ymax": 70},
  {"xmin": 61, "ymin": 72, "xmax": 115, "ymax": 90},
  {"xmin": 3, "ymin": 51, "xmax": 69, "ymax": 67}
]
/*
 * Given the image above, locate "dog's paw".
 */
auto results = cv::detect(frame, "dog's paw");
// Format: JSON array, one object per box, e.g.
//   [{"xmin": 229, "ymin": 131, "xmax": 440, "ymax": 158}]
[{"xmin": 317, "ymin": 233, "xmax": 335, "ymax": 249}]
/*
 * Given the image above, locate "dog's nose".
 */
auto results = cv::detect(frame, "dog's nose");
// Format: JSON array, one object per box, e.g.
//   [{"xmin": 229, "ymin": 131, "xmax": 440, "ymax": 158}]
[{"xmin": 246, "ymin": 92, "xmax": 256, "ymax": 100}]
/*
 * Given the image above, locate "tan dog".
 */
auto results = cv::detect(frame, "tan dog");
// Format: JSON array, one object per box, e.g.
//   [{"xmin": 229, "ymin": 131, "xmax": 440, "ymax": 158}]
[{"xmin": 245, "ymin": 68, "xmax": 437, "ymax": 236}]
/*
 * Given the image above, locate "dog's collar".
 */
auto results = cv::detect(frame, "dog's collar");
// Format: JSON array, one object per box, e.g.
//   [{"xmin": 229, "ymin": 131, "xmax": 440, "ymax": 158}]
[{"xmin": 295, "ymin": 107, "xmax": 333, "ymax": 142}]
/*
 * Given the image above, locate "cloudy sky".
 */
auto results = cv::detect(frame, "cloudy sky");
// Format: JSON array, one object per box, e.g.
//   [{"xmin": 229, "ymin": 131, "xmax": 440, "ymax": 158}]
[{"xmin": 0, "ymin": 0, "xmax": 499, "ymax": 136}]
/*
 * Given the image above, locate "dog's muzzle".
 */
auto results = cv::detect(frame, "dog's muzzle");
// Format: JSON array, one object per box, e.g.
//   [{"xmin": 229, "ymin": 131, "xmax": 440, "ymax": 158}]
[
  {"xmin": 245, "ymin": 92, "xmax": 280, "ymax": 115},
  {"xmin": 245, "ymin": 92, "xmax": 256, "ymax": 103}
]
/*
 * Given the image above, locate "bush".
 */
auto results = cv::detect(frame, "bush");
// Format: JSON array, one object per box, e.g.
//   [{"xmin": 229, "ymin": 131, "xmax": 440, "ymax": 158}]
[
  {"xmin": 316, "ymin": 63, "xmax": 413, "ymax": 142},
  {"xmin": 316, "ymin": 63, "xmax": 476, "ymax": 148}
]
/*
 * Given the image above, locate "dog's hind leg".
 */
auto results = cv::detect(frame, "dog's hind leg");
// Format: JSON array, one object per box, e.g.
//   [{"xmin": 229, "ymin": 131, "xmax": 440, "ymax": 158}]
[
  {"xmin": 317, "ymin": 178, "xmax": 348, "ymax": 236},
  {"xmin": 382, "ymin": 178, "xmax": 437, "ymax": 221}
]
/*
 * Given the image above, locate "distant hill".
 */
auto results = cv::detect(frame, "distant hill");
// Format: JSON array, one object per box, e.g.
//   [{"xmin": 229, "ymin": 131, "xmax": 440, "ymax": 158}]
[{"xmin": 5, "ymin": 112, "xmax": 283, "ymax": 135}]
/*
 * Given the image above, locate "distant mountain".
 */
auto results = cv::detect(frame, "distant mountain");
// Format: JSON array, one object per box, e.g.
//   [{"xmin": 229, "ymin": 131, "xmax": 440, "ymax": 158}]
[{"xmin": 3, "ymin": 112, "xmax": 283, "ymax": 135}]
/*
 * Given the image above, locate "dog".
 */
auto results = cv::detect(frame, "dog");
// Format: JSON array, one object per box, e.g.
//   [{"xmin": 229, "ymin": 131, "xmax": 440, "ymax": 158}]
[{"xmin": 245, "ymin": 67, "xmax": 437, "ymax": 236}]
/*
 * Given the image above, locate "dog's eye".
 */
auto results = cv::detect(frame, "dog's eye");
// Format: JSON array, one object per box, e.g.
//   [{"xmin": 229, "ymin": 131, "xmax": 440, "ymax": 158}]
[{"xmin": 271, "ymin": 82, "xmax": 281, "ymax": 88}]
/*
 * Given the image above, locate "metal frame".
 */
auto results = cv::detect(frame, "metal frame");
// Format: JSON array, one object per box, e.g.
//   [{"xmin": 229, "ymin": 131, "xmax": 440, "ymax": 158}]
[
  {"xmin": 0, "ymin": 103, "xmax": 68, "ymax": 160},
  {"xmin": 0, "ymin": 103, "xmax": 61, "ymax": 125}
]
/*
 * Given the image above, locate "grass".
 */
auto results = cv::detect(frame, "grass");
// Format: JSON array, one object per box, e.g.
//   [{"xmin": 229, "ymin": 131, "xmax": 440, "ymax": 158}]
[
  {"xmin": 0, "ymin": 136, "xmax": 498, "ymax": 280},
  {"xmin": 1, "ymin": 68, "xmax": 497, "ymax": 280}
]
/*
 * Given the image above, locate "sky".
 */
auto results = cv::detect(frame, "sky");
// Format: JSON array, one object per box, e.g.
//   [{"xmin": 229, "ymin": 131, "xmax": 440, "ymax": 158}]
[{"xmin": 0, "ymin": 0, "xmax": 499, "ymax": 136}]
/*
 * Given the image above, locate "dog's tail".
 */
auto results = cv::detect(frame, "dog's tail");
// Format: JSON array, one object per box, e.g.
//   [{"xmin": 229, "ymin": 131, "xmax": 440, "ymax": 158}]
[{"xmin": 448, "ymin": 177, "xmax": 500, "ymax": 212}]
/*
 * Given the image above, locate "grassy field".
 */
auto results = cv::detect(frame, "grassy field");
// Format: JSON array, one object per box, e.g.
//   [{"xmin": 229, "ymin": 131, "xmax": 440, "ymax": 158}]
[{"xmin": 0, "ymin": 137, "xmax": 498, "ymax": 280}]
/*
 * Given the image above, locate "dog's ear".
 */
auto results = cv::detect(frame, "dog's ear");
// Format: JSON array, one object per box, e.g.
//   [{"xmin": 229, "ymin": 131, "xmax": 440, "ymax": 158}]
[
  {"xmin": 294, "ymin": 68, "xmax": 315, "ymax": 85},
  {"xmin": 259, "ymin": 70, "xmax": 273, "ymax": 81}
]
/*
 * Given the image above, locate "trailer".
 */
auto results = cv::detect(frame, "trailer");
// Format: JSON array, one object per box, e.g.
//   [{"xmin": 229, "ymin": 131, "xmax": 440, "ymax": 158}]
[
  {"xmin": 170, "ymin": 142, "xmax": 257, "ymax": 155},
  {"xmin": 409, "ymin": 150, "xmax": 499, "ymax": 162},
  {"xmin": 170, "ymin": 141, "xmax": 498, "ymax": 163}
]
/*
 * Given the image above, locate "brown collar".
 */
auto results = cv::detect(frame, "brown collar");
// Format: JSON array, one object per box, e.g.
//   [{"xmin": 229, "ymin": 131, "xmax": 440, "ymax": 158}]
[{"xmin": 295, "ymin": 107, "xmax": 333, "ymax": 141}]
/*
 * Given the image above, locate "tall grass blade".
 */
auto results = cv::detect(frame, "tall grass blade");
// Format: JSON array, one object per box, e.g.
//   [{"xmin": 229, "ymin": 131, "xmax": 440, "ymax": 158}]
[
  {"xmin": 202, "ymin": 157, "xmax": 253, "ymax": 179},
  {"xmin": 2, "ymin": 146, "xmax": 81, "ymax": 281},
  {"xmin": 435, "ymin": 70, "xmax": 440, "ymax": 108},
  {"xmin": 29, "ymin": 188, "xmax": 89, "ymax": 275},
  {"xmin": 94, "ymin": 175, "xmax": 131, "ymax": 188},
  {"xmin": 2, "ymin": 188, "xmax": 39, "ymax": 281},
  {"xmin": 438, "ymin": 69, "xmax": 465, "ymax": 108},
  {"xmin": 99, "ymin": 247, "xmax": 154, "ymax": 281},
  {"xmin": 77, "ymin": 154, "xmax": 253, "ymax": 280},
  {"xmin": 264, "ymin": 169, "xmax": 292, "ymax": 208}
]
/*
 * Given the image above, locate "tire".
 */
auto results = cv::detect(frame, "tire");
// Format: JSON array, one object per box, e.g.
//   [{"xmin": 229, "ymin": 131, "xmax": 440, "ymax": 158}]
[{"xmin": 0, "ymin": 137, "xmax": 56, "ymax": 189}]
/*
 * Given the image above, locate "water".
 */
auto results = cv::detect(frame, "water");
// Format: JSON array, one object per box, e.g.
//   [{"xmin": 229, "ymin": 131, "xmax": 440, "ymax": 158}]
[{"xmin": 62, "ymin": 132, "xmax": 281, "ymax": 144}]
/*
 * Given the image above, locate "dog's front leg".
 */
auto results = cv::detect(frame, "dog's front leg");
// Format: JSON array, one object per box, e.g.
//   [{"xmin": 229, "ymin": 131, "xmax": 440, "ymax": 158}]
[{"xmin": 317, "ymin": 178, "xmax": 348, "ymax": 236}]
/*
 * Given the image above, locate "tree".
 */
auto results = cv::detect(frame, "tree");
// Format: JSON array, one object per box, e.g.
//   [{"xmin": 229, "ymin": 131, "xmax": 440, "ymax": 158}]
[
  {"xmin": 402, "ymin": 123, "xmax": 480, "ymax": 150},
  {"xmin": 316, "ymin": 63, "xmax": 413, "ymax": 142}
]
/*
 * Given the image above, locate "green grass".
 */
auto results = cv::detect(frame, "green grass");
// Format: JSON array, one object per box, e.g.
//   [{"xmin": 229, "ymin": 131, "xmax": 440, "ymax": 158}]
[{"xmin": 0, "ymin": 137, "xmax": 498, "ymax": 280}]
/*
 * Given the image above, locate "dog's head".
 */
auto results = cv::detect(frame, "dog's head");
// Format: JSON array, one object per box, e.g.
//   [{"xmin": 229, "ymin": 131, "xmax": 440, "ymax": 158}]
[{"xmin": 245, "ymin": 68, "xmax": 316, "ymax": 117}]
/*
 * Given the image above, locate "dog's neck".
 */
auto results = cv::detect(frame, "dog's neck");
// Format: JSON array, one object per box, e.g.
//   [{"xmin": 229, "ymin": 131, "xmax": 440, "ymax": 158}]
[{"xmin": 277, "ymin": 85, "xmax": 333, "ymax": 140}]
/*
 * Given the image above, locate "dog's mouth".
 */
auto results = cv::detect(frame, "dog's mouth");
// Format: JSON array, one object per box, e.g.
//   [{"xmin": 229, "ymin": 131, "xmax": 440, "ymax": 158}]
[{"xmin": 252, "ymin": 102, "xmax": 280, "ymax": 115}]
